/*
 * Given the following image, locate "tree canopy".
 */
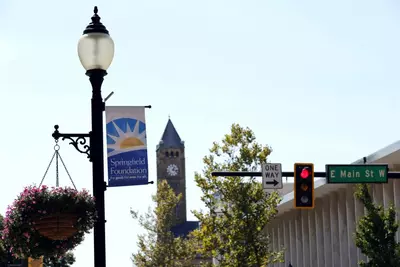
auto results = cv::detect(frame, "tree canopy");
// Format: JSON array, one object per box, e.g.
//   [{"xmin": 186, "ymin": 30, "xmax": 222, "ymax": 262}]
[
  {"xmin": 131, "ymin": 179, "xmax": 198, "ymax": 267},
  {"xmin": 354, "ymin": 184, "xmax": 400, "ymax": 267},
  {"xmin": 193, "ymin": 123, "xmax": 284, "ymax": 267}
]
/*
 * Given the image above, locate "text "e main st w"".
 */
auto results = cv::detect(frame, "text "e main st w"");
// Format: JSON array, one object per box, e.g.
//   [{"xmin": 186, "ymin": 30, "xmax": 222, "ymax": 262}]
[{"xmin": 330, "ymin": 169, "xmax": 386, "ymax": 179}]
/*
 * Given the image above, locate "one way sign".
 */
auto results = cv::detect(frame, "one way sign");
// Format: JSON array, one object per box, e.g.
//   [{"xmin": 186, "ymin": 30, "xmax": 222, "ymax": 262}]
[{"xmin": 262, "ymin": 163, "xmax": 283, "ymax": 189}]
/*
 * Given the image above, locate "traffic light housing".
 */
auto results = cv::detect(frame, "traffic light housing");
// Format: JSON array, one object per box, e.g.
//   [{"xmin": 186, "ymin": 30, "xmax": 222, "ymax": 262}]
[{"xmin": 294, "ymin": 163, "xmax": 314, "ymax": 209}]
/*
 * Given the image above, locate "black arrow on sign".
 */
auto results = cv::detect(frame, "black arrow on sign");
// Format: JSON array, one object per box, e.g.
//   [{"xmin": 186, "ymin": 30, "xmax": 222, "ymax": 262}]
[{"xmin": 265, "ymin": 180, "xmax": 279, "ymax": 187}]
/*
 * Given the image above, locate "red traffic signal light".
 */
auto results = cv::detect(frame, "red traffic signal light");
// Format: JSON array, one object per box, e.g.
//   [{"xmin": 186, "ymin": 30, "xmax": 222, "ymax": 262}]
[
  {"xmin": 300, "ymin": 168, "xmax": 310, "ymax": 179},
  {"xmin": 294, "ymin": 163, "xmax": 314, "ymax": 209}
]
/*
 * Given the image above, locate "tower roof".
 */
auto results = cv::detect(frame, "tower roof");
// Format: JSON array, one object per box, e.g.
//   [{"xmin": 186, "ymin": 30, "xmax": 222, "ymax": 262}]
[{"xmin": 157, "ymin": 119, "xmax": 184, "ymax": 151}]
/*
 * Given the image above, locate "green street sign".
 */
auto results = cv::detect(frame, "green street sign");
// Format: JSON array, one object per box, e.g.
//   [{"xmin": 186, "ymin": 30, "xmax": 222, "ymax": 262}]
[{"xmin": 326, "ymin": 164, "xmax": 388, "ymax": 183}]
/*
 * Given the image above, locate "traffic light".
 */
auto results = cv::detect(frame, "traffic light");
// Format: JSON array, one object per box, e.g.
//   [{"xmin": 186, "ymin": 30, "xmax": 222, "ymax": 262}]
[{"xmin": 294, "ymin": 163, "xmax": 314, "ymax": 209}]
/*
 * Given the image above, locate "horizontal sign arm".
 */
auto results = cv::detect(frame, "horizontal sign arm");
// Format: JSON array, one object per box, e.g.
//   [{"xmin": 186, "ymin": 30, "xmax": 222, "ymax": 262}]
[{"xmin": 211, "ymin": 171, "xmax": 400, "ymax": 179}]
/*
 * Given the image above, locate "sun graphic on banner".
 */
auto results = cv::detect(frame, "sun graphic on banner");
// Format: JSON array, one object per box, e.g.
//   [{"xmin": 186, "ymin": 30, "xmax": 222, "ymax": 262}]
[{"xmin": 106, "ymin": 118, "xmax": 146, "ymax": 156}]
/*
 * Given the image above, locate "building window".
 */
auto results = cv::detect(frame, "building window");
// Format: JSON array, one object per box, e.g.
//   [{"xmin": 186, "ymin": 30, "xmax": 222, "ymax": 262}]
[
  {"xmin": 175, "ymin": 151, "xmax": 179, "ymax": 157},
  {"xmin": 165, "ymin": 151, "xmax": 169, "ymax": 157}
]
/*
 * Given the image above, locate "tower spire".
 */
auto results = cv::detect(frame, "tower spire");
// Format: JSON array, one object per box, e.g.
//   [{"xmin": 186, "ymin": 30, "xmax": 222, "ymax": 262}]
[{"xmin": 156, "ymin": 118, "xmax": 184, "ymax": 151}]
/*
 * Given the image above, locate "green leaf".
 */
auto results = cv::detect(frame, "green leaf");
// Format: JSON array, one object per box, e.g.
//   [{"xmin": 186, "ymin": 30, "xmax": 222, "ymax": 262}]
[
  {"xmin": 354, "ymin": 184, "xmax": 400, "ymax": 266},
  {"xmin": 132, "ymin": 180, "xmax": 198, "ymax": 267},
  {"xmin": 193, "ymin": 124, "xmax": 283, "ymax": 267}
]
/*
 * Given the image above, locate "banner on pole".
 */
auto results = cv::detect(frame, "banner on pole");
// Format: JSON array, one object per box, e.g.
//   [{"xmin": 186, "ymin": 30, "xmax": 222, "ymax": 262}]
[{"xmin": 106, "ymin": 106, "xmax": 149, "ymax": 187}]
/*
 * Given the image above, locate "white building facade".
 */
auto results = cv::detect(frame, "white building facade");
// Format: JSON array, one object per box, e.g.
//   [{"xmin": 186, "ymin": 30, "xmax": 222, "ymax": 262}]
[{"xmin": 267, "ymin": 141, "xmax": 400, "ymax": 267}]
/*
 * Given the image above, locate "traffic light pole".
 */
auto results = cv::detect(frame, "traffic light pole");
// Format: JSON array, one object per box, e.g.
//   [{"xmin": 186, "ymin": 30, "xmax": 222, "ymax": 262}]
[{"xmin": 211, "ymin": 171, "xmax": 400, "ymax": 178}]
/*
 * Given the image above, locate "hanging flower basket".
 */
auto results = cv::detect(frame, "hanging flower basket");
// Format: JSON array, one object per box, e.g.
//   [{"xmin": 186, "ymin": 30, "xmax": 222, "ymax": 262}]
[{"xmin": 2, "ymin": 185, "xmax": 97, "ymax": 259}]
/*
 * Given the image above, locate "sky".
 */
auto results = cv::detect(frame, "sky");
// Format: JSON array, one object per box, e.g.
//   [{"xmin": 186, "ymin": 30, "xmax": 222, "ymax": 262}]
[{"xmin": 1, "ymin": 0, "xmax": 400, "ymax": 266}]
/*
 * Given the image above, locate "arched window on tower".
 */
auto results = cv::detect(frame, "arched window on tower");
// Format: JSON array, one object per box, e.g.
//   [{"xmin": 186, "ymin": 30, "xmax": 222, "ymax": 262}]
[
  {"xmin": 165, "ymin": 152, "xmax": 169, "ymax": 157},
  {"xmin": 175, "ymin": 151, "xmax": 179, "ymax": 157}
]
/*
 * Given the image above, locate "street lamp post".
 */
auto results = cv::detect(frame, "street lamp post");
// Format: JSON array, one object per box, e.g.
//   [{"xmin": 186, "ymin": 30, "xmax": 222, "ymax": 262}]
[{"xmin": 52, "ymin": 6, "xmax": 114, "ymax": 267}]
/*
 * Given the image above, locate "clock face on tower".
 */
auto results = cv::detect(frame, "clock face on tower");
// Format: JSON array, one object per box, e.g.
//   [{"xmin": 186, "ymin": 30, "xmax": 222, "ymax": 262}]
[{"xmin": 167, "ymin": 164, "xmax": 179, "ymax": 176}]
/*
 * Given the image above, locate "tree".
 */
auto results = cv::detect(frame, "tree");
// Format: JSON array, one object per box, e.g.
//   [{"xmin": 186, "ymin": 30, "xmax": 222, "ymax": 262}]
[
  {"xmin": 354, "ymin": 184, "xmax": 400, "ymax": 267},
  {"xmin": 43, "ymin": 252, "xmax": 76, "ymax": 267},
  {"xmin": 131, "ymin": 179, "xmax": 198, "ymax": 267},
  {"xmin": 0, "ymin": 214, "xmax": 7, "ymax": 263},
  {"xmin": 193, "ymin": 123, "xmax": 284, "ymax": 267}
]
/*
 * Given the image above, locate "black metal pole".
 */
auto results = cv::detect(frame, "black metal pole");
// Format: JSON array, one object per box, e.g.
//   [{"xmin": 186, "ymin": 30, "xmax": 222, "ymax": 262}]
[
  {"xmin": 88, "ymin": 69, "xmax": 107, "ymax": 267},
  {"xmin": 51, "ymin": 7, "xmax": 151, "ymax": 267}
]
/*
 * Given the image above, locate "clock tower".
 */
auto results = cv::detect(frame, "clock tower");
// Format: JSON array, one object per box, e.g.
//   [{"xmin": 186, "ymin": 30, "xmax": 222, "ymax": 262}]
[{"xmin": 156, "ymin": 118, "xmax": 187, "ymax": 225}]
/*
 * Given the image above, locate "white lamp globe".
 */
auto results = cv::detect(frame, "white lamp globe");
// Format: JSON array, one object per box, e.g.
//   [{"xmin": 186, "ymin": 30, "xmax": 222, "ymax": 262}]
[
  {"xmin": 77, "ymin": 6, "xmax": 114, "ymax": 71},
  {"xmin": 78, "ymin": 33, "xmax": 114, "ymax": 71}
]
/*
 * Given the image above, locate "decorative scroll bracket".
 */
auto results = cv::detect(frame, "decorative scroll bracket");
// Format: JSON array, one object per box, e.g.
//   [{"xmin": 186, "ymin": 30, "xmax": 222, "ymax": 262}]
[{"xmin": 52, "ymin": 125, "xmax": 91, "ymax": 161}]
